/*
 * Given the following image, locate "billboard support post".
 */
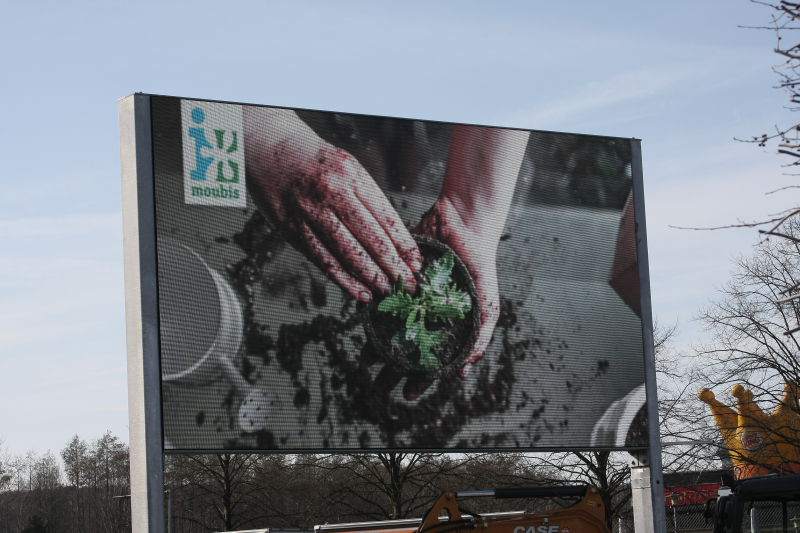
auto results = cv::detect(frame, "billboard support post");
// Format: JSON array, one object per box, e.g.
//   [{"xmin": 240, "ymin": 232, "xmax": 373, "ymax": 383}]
[
  {"xmin": 630, "ymin": 139, "xmax": 666, "ymax": 533},
  {"xmin": 630, "ymin": 451, "xmax": 655, "ymax": 533},
  {"xmin": 119, "ymin": 94, "xmax": 165, "ymax": 533}
]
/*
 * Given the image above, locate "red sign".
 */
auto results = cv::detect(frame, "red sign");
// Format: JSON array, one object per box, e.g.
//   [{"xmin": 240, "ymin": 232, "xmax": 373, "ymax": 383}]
[{"xmin": 665, "ymin": 484, "xmax": 721, "ymax": 506}]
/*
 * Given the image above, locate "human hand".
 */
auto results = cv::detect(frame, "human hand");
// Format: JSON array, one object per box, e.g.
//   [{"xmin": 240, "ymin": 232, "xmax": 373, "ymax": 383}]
[
  {"xmin": 244, "ymin": 108, "xmax": 422, "ymax": 302},
  {"xmin": 412, "ymin": 125, "xmax": 528, "ymax": 381},
  {"xmin": 415, "ymin": 198, "xmax": 501, "ymax": 377}
]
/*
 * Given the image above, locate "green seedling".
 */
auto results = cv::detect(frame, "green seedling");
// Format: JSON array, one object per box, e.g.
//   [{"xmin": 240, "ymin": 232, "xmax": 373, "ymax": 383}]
[{"xmin": 377, "ymin": 252, "xmax": 472, "ymax": 371}]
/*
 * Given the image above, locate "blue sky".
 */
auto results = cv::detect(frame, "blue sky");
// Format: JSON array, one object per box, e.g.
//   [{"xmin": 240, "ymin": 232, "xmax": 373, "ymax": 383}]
[{"xmin": 1, "ymin": 0, "xmax": 796, "ymax": 454}]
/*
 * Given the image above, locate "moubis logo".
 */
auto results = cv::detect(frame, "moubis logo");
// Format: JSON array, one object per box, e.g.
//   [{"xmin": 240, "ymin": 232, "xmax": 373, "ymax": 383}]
[{"xmin": 181, "ymin": 100, "xmax": 246, "ymax": 207}]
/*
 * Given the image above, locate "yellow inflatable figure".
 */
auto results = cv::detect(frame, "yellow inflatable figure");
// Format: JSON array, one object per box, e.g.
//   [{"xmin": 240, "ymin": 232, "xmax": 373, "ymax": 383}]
[{"xmin": 698, "ymin": 383, "xmax": 800, "ymax": 479}]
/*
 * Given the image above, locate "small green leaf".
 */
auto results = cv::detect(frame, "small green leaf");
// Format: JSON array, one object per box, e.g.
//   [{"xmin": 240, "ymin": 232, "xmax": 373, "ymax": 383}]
[
  {"xmin": 424, "ymin": 253, "xmax": 455, "ymax": 296},
  {"xmin": 416, "ymin": 331, "xmax": 452, "ymax": 371},
  {"xmin": 377, "ymin": 293, "xmax": 408, "ymax": 315},
  {"xmin": 416, "ymin": 350, "xmax": 439, "ymax": 371},
  {"xmin": 428, "ymin": 287, "xmax": 471, "ymax": 320},
  {"xmin": 405, "ymin": 308, "xmax": 420, "ymax": 339},
  {"xmin": 414, "ymin": 329, "xmax": 451, "ymax": 371}
]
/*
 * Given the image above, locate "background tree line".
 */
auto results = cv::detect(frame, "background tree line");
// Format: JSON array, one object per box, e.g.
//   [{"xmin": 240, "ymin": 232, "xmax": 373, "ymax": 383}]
[
  {"xmin": 0, "ymin": 435, "xmax": 643, "ymax": 533},
  {"xmin": 0, "ymin": 432, "xmax": 129, "ymax": 533}
]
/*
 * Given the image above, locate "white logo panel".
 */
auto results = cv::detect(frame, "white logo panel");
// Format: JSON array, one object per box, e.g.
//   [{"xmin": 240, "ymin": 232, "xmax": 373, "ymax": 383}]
[{"xmin": 181, "ymin": 100, "xmax": 246, "ymax": 207}]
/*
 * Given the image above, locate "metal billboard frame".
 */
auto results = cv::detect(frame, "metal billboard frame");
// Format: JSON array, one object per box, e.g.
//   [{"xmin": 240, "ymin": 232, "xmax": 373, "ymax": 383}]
[
  {"xmin": 119, "ymin": 93, "xmax": 665, "ymax": 533},
  {"xmin": 631, "ymin": 139, "xmax": 667, "ymax": 533}
]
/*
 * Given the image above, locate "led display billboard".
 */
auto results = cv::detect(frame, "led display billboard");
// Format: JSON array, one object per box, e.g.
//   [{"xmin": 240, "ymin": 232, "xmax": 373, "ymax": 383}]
[{"xmin": 129, "ymin": 95, "xmax": 651, "ymax": 452}]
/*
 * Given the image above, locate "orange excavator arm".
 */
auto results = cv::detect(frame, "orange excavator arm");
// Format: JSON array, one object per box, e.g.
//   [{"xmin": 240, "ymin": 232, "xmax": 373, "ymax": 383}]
[{"xmin": 315, "ymin": 486, "xmax": 609, "ymax": 533}]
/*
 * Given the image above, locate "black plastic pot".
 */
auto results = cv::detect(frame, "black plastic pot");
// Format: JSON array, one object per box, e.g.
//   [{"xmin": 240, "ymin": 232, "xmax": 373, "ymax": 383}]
[{"xmin": 362, "ymin": 235, "xmax": 480, "ymax": 379}]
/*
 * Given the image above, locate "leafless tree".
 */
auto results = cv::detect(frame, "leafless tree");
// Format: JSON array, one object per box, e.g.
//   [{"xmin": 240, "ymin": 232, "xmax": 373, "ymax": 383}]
[
  {"xmin": 0, "ymin": 440, "xmax": 11, "ymax": 492},
  {"xmin": 165, "ymin": 453, "xmax": 270, "ymax": 532},
  {"xmin": 743, "ymin": 2, "xmax": 800, "ymax": 172},
  {"xmin": 61, "ymin": 435, "xmax": 89, "ymax": 532},
  {"xmin": 288, "ymin": 452, "xmax": 559, "ymax": 524},
  {"xmin": 681, "ymin": 219, "xmax": 800, "ymax": 477},
  {"xmin": 298, "ymin": 453, "xmax": 473, "ymax": 521},
  {"xmin": 0, "ymin": 449, "xmax": 65, "ymax": 533},
  {"xmin": 673, "ymin": 2, "xmax": 800, "ymax": 277},
  {"xmin": 693, "ymin": 222, "xmax": 800, "ymax": 396},
  {"xmin": 59, "ymin": 432, "xmax": 130, "ymax": 533}
]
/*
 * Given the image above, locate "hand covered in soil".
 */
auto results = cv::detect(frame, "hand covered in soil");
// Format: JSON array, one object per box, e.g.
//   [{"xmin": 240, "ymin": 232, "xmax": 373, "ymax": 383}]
[
  {"xmin": 416, "ymin": 125, "xmax": 529, "ymax": 376},
  {"xmin": 415, "ymin": 200, "xmax": 501, "ymax": 376},
  {"xmin": 244, "ymin": 107, "xmax": 422, "ymax": 302}
]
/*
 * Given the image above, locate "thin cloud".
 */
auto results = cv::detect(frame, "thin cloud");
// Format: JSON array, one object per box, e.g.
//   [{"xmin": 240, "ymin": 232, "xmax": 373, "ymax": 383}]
[{"xmin": 499, "ymin": 64, "xmax": 703, "ymax": 130}]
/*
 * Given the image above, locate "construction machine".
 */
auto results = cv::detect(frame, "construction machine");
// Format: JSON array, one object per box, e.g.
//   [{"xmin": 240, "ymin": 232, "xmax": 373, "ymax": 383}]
[
  {"xmin": 314, "ymin": 485, "xmax": 610, "ymax": 533},
  {"xmin": 316, "ymin": 380, "xmax": 800, "ymax": 533}
]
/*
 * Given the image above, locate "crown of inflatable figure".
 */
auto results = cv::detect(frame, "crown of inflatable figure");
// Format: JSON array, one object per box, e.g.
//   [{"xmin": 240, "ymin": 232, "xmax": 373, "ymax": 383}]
[{"xmin": 699, "ymin": 383, "xmax": 800, "ymax": 479}]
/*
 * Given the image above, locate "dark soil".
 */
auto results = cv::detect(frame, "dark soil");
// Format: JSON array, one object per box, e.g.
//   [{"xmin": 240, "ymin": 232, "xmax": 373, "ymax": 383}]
[
  {"xmin": 363, "ymin": 235, "xmax": 479, "ymax": 379},
  {"xmin": 218, "ymin": 211, "xmax": 547, "ymax": 449}
]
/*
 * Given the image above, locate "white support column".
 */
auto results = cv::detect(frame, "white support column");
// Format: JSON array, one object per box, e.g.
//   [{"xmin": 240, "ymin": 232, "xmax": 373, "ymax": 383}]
[
  {"xmin": 119, "ymin": 93, "xmax": 165, "ymax": 533},
  {"xmin": 630, "ymin": 452, "xmax": 654, "ymax": 533}
]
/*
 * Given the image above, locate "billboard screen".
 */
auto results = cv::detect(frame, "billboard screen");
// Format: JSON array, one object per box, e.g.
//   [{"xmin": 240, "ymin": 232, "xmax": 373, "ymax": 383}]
[{"xmin": 148, "ymin": 96, "xmax": 647, "ymax": 451}]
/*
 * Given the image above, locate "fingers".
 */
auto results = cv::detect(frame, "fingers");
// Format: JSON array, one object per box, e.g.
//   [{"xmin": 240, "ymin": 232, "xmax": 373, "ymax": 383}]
[
  {"xmin": 253, "ymin": 142, "xmax": 423, "ymax": 300},
  {"xmin": 331, "ymin": 187, "xmax": 418, "ymax": 293},
  {"xmin": 350, "ymin": 165, "xmax": 423, "ymax": 274},
  {"xmin": 298, "ymin": 198, "xmax": 393, "ymax": 294},
  {"xmin": 299, "ymin": 222, "xmax": 373, "ymax": 302},
  {"xmin": 461, "ymin": 260, "xmax": 501, "ymax": 377},
  {"xmin": 460, "ymin": 301, "xmax": 500, "ymax": 377}
]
